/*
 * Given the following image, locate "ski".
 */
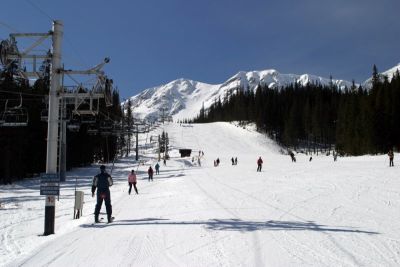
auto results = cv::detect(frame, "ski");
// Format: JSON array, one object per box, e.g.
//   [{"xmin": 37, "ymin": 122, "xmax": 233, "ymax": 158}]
[{"xmin": 92, "ymin": 216, "xmax": 115, "ymax": 225}]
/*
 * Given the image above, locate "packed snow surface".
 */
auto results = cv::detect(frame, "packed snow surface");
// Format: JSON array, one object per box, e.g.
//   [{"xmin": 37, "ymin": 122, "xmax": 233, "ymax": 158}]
[{"xmin": 1, "ymin": 122, "xmax": 400, "ymax": 266}]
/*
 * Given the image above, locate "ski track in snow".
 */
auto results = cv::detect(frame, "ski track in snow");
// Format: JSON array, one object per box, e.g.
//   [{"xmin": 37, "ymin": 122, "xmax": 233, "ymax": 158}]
[{"xmin": 1, "ymin": 121, "xmax": 400, "ymax": 266}]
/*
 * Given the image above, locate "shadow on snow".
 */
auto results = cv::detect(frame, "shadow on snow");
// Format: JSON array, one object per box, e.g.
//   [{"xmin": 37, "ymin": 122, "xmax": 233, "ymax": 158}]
[{"xmin": 80, "ymin": 218, "xmax": 379, "ymax": 235}]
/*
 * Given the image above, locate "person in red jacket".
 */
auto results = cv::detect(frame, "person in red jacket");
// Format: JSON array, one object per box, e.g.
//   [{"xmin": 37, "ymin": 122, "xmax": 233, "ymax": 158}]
[
  {"xmin": 148, "ymin": 166, "xmax": 154, "ymax": 181},
  {"xmin": 128, "ymin": 170, "xmax": 138, "ymax": 194},
  {"xmin": 257, "ymin": 156, "xmax": 263, "ymax": 172}
]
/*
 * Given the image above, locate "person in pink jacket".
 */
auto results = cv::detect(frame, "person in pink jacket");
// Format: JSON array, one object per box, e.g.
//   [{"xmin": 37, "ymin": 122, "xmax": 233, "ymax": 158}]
[{"xmin": 128, "ymin": 170, "xmax": 138, "ymax": 195}]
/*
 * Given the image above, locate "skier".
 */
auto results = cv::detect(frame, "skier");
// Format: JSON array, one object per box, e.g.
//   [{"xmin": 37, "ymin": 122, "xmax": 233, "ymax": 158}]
[
  {"xmin": 388, "ymin": 149, "xmax": 394, "ymax": 167},
  {"xmin": 333, "ymin": 151, "xmax": 338, "ymax": 161},
  {"xmin": 155, "ymin": 162, "xmax": 160, "ymax": 174},
  {"xmin": 197, "ymin": 157, "xmax": 201, "ymax": 166},
  {"xmin": 257, "ymin": 156, "xmax": 263, "ymax": 172},
  {"xmin": 148, "ymin": 166, "xmax": 154, "ymax": 181},
  {"xmin": 128, "ymin": 170, "xmax": 138, "ymax": 195},
  {"xmin": 234, "ymin": 157, "xmax": 238, "ymax": 165},
  {"xmin": 163, "ymin": 158, "xmax": 167, "ymax": 166},
  {"xmin": 309, "ymin": 156, "xmax": 312, "ymax": 162},
  {"xmin": 231, "ymin": 157, "xmax": 234, "ymax": 165},
  {"xmin": 289, "ymin": 151, "xmax": 296, "ymax": 162},
  {"xmin": 216, "ymin": 158, "xmax": 220, "ymax": 166},
  {"xmin": 92, "ymin": 165, "xmax": 113, "ymax": 223}
]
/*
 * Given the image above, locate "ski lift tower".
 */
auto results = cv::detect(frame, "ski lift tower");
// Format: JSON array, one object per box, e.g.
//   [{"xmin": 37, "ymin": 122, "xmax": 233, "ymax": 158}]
[
  {"xmin": 0, "ymin": 20, "xmax": 61, "ymax": 236},
  {"xmin": 0, "ymin": 20, "xmax": 113, "ymax": 235}
]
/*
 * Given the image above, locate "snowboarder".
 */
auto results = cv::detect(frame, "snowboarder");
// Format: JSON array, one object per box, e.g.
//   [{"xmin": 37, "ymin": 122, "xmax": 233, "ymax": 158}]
[
  {"xmin": 388, "ymin": 149, "xmax": 394, "ymax": 167},
  {"xmin": 234, "ymin": 157, "xmax": 238, "ymax": 165},
  {"xmin": 155, "ymin": 162, "xmax": 160, "ymax": 174},
  {"xmin": 231, "ymin": 157, "xmax": 234, "ymax": 165},
  {"xmin": 92, "ymin": 165, "xmax": 113, "ymax": 223},
  {"xmin": 148, "ymin": 166, "xmax": 154, "ymax": 181},
  {"xmin": 128, "ymin": 170, "xmax": 138, "ymax": 195},
  {"xmin": 257, "ymin": 156, "xmax": 263, "ymax": 172}
]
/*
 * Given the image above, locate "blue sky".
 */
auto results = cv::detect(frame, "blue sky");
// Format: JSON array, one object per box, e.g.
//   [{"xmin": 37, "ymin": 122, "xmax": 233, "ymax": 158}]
[{"xmin": 1, "ymin": 0, "xmax": 399, "ymax": 99}]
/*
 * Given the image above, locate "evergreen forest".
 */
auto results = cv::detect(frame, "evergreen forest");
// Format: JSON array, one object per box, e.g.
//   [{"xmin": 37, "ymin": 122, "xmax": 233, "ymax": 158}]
[{"xmin": 192, "ymin": 66, "xmax": 400, "ymax": 156}]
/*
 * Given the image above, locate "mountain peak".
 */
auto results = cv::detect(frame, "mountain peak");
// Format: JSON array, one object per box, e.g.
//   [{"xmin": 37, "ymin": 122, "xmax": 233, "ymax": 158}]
[{"xmin": 126, "ymin": 63, "xmax": 399, "ymax": 121}]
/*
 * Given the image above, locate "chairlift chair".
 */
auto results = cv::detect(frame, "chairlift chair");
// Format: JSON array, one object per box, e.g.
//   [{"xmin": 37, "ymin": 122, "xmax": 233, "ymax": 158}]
[
  {"xmin": 1, "ymin": 108, "xmax": 29, "ymax": 127},
  {"xmin": 0, "ymin": 97, "xmax": 29, "ymax": 127},
  {"xmin": 40, "ymin": 109, "xmax": 48, "ymax": 122},
  {"xmin": 99, "ymin": 119, "xmax": 113, "ymax": 136},
  {"xmin": 67, "ymin": 115, "xmax": 81, "ymax": 132},
  {"xmin": 80, "ymin": 114, "xmax": 97, "ymax": 124},
  {"xmin": 86, "ymin": 124, "xmax": 99, "ymax": 135}
]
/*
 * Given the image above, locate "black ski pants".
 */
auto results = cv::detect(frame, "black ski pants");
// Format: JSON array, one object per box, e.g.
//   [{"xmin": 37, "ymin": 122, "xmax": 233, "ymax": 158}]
[
  {"xmin": 94, "ymin": 189, "xmax": 112, "ymax": 218},
  {"xmin": 390, "ymin": 158, "xmax": 394, "ymax": 167},
  {"xmin": 129, "ymin": 182, "xmax": 138, "ymax": 194},
  {"xmin": 257, "ymin": 164, "xmax": 262, "ymax": 172}
]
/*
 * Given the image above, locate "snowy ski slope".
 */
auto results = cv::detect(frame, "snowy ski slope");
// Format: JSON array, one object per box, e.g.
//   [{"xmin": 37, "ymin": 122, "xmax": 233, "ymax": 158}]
[{"xmin": 1, "ymin": 122, "xmax": 400, "ymax": 266}]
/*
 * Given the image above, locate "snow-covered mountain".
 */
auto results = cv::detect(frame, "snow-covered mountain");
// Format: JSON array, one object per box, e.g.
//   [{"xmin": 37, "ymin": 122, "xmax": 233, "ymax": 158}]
[
  {"xmin": 363, "ymin": 63, "xmax": 400, "ymax": 89},
  {"xmin": 127, "ymin": 64, "xmax": 399, "ymax": 121}
]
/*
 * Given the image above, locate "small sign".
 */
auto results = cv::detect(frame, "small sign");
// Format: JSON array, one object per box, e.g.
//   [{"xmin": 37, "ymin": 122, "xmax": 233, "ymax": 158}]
[{"xmin": 40, "ymin": 173, "xmax": 60, "ymax": 196}]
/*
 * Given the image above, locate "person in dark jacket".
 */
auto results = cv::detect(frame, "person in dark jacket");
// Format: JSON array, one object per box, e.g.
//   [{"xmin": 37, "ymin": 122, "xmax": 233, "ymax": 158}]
[
  {"xmin": 92, "ymin": 165, "xmax": 113, "ymax": 223},
  {"xmin": 257, "ymin": 156, "xmax": 263, "ymax": 172},
  {"xmin": 289, "ymin": 151, "xmax": 296, "ymax": 162},
  {"xmin": 155, "ymin": 162, "xmax": 160, "ymax": 175},
  {"xmin": 388, "ymin": 149, "xmax": 394, "ymax": 167},
  {"xmin": 148, "ymin": 166, "xmax": 154, "ymax": 181}
]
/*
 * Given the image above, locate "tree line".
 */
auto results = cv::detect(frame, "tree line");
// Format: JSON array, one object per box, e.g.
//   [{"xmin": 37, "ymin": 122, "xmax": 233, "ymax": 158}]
[{"xmin": 192, "ymin": 65, "xmax": 400, "ymax": 156}]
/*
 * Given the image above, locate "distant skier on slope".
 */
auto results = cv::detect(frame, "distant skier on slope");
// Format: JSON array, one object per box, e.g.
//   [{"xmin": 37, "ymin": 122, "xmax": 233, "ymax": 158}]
[
  {"xmin": 128, "ymin": 170, "xmax": 138, "ymax": 195},
  {"xmin": 231, "ymin": 157, "xmax": 234, "ymax": 165},
  {"xmin": 92, "ymin": 165, "xmax": 113, "ymax": 223},
  {"xmin": 235, "ymin": 157, "xmax": 238, "ymax": 165},
  {"xmin": 333, "ymin": 151, "xmax": 338, "ymax": 161},
  {"xmin": 388, "ymin": 149, "xmax": 394, "ymax": 167},
  {"xmin": 148, "ymin": 166, "xmax": 154, "ymax": 181},
  {"xmin": 155, "ymin": 162, "xmax": 160, "ymax": 174},
  {"xmin": 257, "ymin": 156, "xmax": 263, "ymax": 172},
  {"xmin": 289, "ymin": 151, "xmax": 296, "ymax": 162}
]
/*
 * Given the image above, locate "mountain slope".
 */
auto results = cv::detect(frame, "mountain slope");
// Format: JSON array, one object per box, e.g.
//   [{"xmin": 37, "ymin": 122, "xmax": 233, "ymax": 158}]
[
  {"xmin": 363, "ymin": 63, "xmax": 400, "ymax": 89},
  {"xmin": 126, "ymin": 63, "xmax": 399, "ymax": 121},
  {"xmin": 127, "ymin": 69, "xmax": 354, "ymax": 121}
]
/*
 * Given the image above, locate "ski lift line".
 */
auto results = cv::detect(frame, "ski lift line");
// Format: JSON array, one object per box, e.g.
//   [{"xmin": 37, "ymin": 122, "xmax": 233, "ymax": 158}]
[
  {"xmin": 24, "ymin": 0, "xmax": 89, "ymax": 68},
  {"xmin": 24, "ymin": 0, "xmax": 54, "ymax": 22},
  {"xmin": 0, "ymin": 21, "xmax": 20, "ymax": 34}
]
